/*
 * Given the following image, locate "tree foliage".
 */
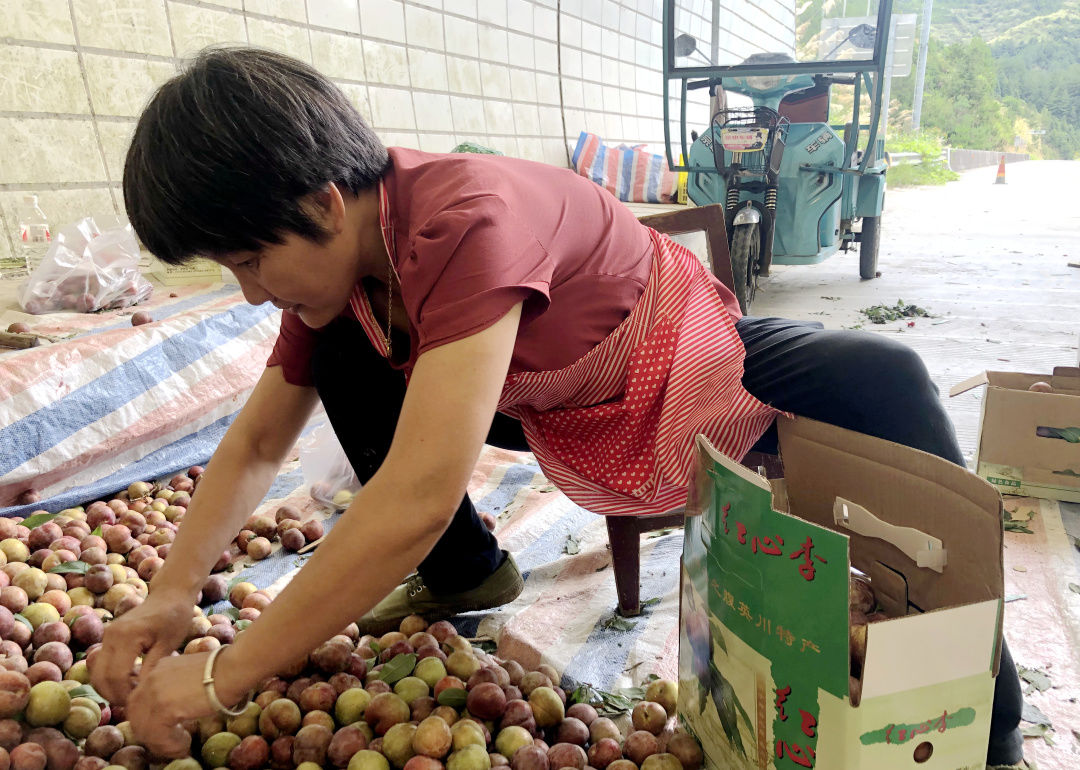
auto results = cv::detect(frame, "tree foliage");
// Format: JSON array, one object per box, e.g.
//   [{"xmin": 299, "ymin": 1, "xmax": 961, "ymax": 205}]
[
  {"xmin": 916, "ymin": 38, "xmax": 1013, "ymax": 150},
  {"xmin": 889, "ymin": 0, "xmax": 1080, "ymax": 157}
]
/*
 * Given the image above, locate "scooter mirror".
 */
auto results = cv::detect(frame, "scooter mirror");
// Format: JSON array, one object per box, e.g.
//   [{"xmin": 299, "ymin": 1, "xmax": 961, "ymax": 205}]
[
  {"xmin": 674, "ymin": 33, "xmax": 698, "ymax": 58},
  {"xmin": 847, "ymin": 23, "xmax": 877, "ymax": 49}
]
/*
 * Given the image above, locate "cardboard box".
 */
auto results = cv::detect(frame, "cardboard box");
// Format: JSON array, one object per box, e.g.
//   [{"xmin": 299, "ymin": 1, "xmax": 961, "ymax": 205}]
[
  {"xmin": 950, "ymin": 366, "xmax": 1080, "ymax": 503},
  {"xmin": 149, "ymin": 256, "xmax": 223, "ymax": 286},
  {"xmin": 679, "ymin": 416, "xmax": 1003, "ymax": 769}
]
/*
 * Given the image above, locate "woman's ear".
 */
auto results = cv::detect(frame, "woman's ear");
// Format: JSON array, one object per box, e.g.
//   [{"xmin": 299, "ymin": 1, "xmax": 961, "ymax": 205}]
[{"xmin": 307, "ymin": 183, "xmax": 348, "ymax": 235}]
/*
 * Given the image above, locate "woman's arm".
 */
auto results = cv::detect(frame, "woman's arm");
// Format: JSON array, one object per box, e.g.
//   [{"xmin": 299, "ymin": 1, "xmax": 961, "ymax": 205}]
[
  {"xmin": 93, "ymin": 366, "xmax": 319, "ymax": 703},
  {"xmin": 153, "ymin": 365, "xmax": 321, "ymax": 599},
  {"xmin": 220, "ymin": 303, "xmax": 523, "ymax": 688},
  {"xmin": 124, "ymin": 303, "xmax": 523, "ymax": 755}
]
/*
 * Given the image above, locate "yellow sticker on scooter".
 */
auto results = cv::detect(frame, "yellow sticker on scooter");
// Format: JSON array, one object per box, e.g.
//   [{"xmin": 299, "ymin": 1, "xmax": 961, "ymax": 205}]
[{"xmin": 721, "ymin": 127, "xmax": 768, "ymax": 152}]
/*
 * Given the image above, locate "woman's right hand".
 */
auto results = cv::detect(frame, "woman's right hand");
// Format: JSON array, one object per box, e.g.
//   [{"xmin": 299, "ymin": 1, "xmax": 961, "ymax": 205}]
[{"xmin": 91, "ymin": 588, "xmax": 196, "ymax": 706}]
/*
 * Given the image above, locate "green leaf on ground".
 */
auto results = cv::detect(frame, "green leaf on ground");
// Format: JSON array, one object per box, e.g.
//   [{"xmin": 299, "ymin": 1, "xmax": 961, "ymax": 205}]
[
  {"xmin": 569, "ymin": 683, "xmax": 640, "ymax": 717},
  {"xmin": 641, "ymin": 597, "xmax": 662, "ymax": 609},
  {"xmin": 67, "ymin": 684, "xmax": 109, "ymax": 706},
  {"xmin": 1068, "ymin": 583, "xmax": 1080, "ymax": 594},
  {"xmin": 1004, "ymin": 520, "xmax": 1034, "ymax": 533},
  {"xmin": 1018, "ymin": 666, "xmax": 1052, "ymax": 693},
  {"xmin": 1021, "ymin": 700, "xmax": 1052, "ymax": 726},
  {"xmin": 601, "ymin": 615, "xmax": 635, "ymax": 632},
  {"xmin": 1020, "ymin": 723, "xmax": 1055, "ymax": 745},
  {"xmin": 378, "ymin": 653, "xmax": 417, "ymax": 685},
  {"xmin": 858, "ymin": 300, "xmax": 934, "ymax": 325},
  {"xmin": 564, "ymin": 534, "xmax": 580, "ymax": 555},
  {"xmin": 48, "ymin": 560, "xmax": 90, "ymax": 575},
  {"xmin": 647, "ymin": 529, "xmax": 674, "ymax": 538},
  {"xmin": 20, "ymin": 512, "xmax": 58, "ymax": 528},
  {"xmin": 436, "ymin": 688, "xmax": 467, "ymax": 709},
  {"xmin": 569, "ymin": 683, "xmax": 602, "ymax": 707}
]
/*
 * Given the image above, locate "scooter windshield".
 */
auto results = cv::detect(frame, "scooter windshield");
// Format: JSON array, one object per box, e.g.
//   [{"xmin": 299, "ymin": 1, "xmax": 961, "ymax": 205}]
[{"xmin": 667, "ymin": 0, "xmax": 895, "ymax": 72}]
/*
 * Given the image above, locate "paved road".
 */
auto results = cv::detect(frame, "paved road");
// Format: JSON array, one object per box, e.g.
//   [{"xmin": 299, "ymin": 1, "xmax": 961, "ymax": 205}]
[
  {"xmin": 752, "ymin": 159, "xmax": 1080, "ymax": 459},
  {"xmin": 753, "ymin": 159, "xmax": 1080, "ymax": 769}
]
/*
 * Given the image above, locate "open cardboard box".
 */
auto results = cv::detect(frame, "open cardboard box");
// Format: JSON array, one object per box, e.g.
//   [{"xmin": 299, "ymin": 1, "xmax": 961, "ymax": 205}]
[
  {"xmin": 950, "ymin": 366, "xmax": 1080, "ymax": 502},
  {"xmin": 678, "ymin": 416, "xmax": 1003, "ymax": 769}
]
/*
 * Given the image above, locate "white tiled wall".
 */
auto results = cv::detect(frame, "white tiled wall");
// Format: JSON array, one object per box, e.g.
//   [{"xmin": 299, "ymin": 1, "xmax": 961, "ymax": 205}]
[{"xmin": 0, "ymin": 0, "xmax": 794, "ymax": 262}]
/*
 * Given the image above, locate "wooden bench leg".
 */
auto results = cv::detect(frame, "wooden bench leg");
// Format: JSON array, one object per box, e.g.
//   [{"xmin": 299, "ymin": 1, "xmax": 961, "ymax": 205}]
[{"xmin": 606, "ymin": 516, "xmax": 641, "ymax": 617}]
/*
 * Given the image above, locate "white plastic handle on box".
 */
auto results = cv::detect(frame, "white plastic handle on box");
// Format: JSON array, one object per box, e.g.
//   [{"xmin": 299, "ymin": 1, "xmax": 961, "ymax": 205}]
[{"xmin": 833, "ymin": 498, "xmax": 947, "ymax": 573}]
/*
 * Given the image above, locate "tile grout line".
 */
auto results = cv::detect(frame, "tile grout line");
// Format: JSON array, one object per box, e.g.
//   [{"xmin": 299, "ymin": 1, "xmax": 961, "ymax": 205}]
[
  {"xmin": 65, "ymin": 0, "xmax": 119, "ymax": 216},
  {"xmin": 2, "ymin": 1, "xmax": 689, "ymax": 185},
  {"xmin": 557, "ymin": 0, "xmax": 572, "ymax": 166}
]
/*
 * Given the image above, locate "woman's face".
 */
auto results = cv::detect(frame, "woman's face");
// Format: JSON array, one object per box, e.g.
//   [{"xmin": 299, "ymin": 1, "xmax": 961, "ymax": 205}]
[
  {"xmin": 222, "ymin": 186, "xmax": 374, "ymax": 329},
  {"xmin": 223, "ymin": 230, "xmax": 361, "ymax": 329}
]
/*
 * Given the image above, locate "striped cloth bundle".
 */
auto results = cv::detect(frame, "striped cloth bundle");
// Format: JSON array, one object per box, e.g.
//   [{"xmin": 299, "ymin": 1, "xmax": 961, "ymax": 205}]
[
  {"xmin": 571, "ymin": 131, "xmax": 679, "ymax": 204},
  {"xmin": 0, "ymin": 284, "xmax": 280, "ymax": 517}
]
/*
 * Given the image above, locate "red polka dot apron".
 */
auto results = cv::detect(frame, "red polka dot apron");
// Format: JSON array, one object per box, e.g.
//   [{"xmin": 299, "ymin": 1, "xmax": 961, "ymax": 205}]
[
  {"xmin": 494, "ymin": 229, "xmax": 779, "ymax": 516},
  {"xmin": 350, "ymin": 182, "xmax": 779, "ymax": 517}
]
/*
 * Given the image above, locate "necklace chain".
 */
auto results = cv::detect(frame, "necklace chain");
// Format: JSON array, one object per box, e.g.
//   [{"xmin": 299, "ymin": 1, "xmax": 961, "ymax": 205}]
[{"xmin": 384, "ymin": 256, "xmax": 393, "ymax": 359}]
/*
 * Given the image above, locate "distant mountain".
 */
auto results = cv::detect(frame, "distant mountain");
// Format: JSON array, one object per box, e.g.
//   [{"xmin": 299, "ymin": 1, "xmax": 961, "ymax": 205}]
[
  {"xmin": 893, "ymin": 0, "xmax": 1068, "ymax": 44},
  {"xmin": 891, "ymin": 0, "xmax": 1080, "ymax": 157}
]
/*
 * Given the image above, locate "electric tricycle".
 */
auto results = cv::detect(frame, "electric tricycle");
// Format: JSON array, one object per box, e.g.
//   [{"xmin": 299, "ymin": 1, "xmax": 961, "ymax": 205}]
[{"xmin": 662, "ymin": 0, "xmax": 892, "ymax": 313}]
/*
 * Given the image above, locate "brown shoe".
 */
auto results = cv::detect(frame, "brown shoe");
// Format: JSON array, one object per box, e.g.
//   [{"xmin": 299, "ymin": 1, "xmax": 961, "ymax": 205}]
[{"xmin": 356, "ymin": 553, "xmax": 524, "ymax": 635}]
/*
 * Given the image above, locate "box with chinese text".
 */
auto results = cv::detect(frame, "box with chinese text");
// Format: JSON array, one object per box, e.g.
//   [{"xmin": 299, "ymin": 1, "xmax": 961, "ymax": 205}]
[
  {"xmin": 679, "ymin": 416, "xmax": 1004, "ymax": 769},
  {"xmin": 950, "ymin": 367, "xmax": 1080, "ymax": 503}
]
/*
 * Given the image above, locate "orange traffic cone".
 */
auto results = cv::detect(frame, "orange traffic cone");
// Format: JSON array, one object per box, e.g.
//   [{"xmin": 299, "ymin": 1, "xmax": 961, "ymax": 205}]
[{"xmin": 994, "ymin": 155, "xmax": 1006, "ymax": 184}]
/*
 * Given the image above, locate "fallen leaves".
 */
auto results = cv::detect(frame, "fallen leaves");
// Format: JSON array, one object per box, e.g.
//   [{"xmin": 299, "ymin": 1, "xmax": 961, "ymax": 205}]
[
  {"xmin": 1017, "ymin": 665, "xmax": 1051, "ymax": 694},
  {"xmin": 858, "ymin": 299, "xmax": 933, "ymax": 324}
]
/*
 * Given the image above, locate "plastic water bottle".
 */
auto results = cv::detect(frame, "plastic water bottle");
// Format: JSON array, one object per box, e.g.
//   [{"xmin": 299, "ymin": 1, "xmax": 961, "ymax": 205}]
[{"xmin": 11, "ymin": 195, "xmax": 51, "ymax": 278}]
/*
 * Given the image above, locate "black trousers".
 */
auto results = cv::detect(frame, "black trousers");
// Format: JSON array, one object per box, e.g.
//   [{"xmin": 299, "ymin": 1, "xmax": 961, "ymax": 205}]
[{"xmin": 311, "ymin": 315, "xmax": 1022, "ymax": 764}]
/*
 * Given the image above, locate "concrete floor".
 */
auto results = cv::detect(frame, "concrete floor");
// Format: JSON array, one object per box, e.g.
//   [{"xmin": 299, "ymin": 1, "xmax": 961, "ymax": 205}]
[{"xmin": 749, "ymin": 160, "xmax": 1080, "ymax": 768}]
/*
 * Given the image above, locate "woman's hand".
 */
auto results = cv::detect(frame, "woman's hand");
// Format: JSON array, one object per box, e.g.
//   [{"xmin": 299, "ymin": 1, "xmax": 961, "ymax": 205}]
[
  {"xmin": 90, "ymin": 588, "xmax": 196, "ymax": 706},
  {"xmin": 125, "ymin": 647, "xmax": 256, "ymax": 758}
]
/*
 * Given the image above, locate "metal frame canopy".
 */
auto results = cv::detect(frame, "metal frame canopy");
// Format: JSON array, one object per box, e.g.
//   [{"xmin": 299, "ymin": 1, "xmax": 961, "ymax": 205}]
[
  {"xmin": 663, "ymin": 0, "xmax": 892, "ymax": 78},
  {"xmin": 662, "ymin": 0, "xmax": 894, "ymax": 172}
]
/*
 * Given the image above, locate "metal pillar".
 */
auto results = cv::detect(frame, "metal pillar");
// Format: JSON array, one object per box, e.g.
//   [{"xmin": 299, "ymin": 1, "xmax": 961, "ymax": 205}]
[
  {"xmin": 911, "ymin": 0, "xmax": 934, "ymax": 131},
  {"xmin": 877, "ymin": 17, "xmax": 896, "ymax": 140}
]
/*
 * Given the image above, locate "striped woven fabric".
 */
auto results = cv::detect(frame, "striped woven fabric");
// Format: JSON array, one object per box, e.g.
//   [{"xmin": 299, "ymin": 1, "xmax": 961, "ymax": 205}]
[
  {"xmin": 571, "ymin": 131, "xmax": 678, "ymax": 204},
  {"xmin": 0, "ymin": 283, "xmax": 280, "ymax": 516}
]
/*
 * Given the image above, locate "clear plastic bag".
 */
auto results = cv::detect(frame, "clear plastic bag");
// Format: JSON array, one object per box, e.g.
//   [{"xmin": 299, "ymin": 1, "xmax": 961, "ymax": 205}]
[
  {"xmin": 299, "ymin": 422, "xmax": 362, "ymax": 508},
  {"xmin": 17, "ymin": 217, "xmax": 152, "ymax": 314}
]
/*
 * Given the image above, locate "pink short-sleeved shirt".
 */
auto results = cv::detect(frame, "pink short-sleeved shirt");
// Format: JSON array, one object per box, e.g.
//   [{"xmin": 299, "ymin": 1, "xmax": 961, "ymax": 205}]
[{"xmin": 268, "ymin": 148, "xmax": 740, "ymax": 384}]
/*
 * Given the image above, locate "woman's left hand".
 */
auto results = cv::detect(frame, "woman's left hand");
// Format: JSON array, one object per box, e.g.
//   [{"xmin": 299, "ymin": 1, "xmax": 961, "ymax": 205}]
[{"xmin": 127, "ymin": 648, "xmax": 256, "ymax": 758}]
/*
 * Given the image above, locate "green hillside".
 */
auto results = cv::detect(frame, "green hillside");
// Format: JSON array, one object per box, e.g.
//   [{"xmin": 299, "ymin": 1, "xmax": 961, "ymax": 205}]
[
  {"xmin": 887, "ymin": 0, "xmax": 1080, "ymax": 157},
  {"xmin": 893, "ymin": 0, "xmax": 1066, "ymax": 43}
]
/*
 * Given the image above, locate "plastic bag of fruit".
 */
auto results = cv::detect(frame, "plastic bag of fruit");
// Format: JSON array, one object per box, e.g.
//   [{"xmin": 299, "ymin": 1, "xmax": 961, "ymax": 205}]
[
  {"xmin": 299, "ymin": 421, "xmax": 362, "ymax": 508},
  {"xmin": 17, "ymin": 216, "xmax": 152, "ymax": 314}
]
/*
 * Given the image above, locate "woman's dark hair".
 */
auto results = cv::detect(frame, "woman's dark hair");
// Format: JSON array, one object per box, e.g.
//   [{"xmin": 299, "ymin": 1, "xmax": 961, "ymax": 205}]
[{"xmin": 124, "ymin": 47, "xmax": 389, "ymax": 264}]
